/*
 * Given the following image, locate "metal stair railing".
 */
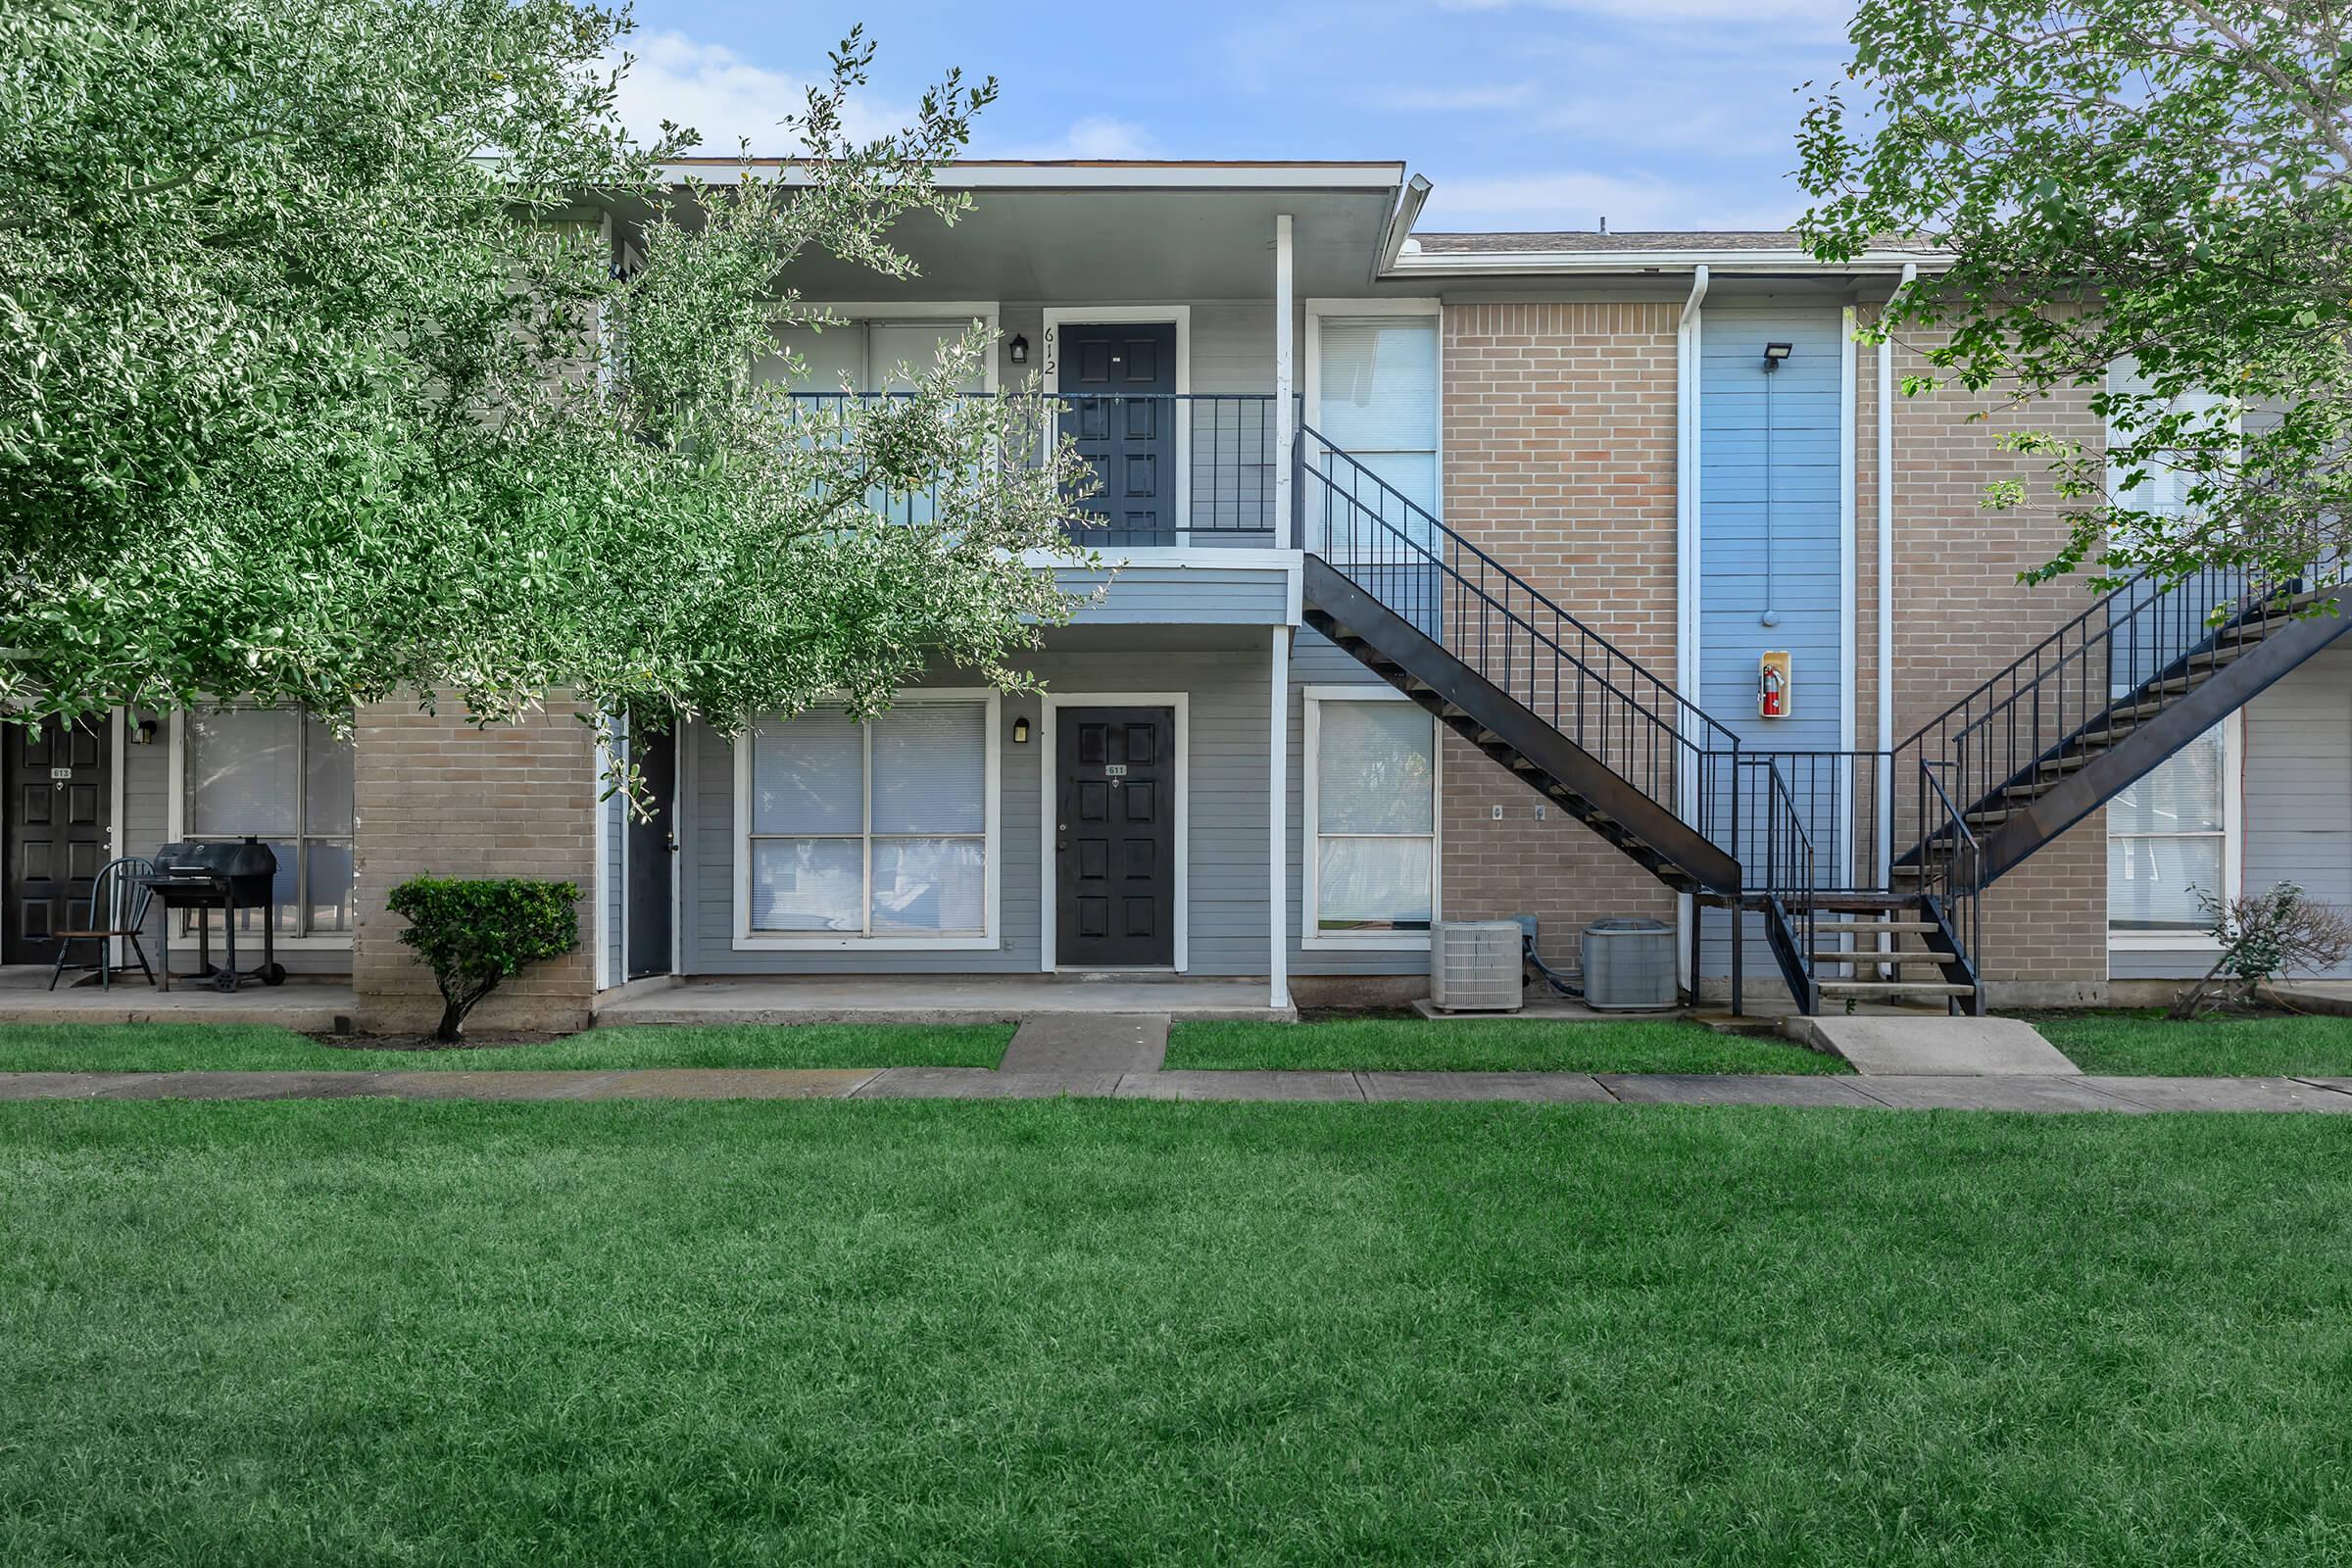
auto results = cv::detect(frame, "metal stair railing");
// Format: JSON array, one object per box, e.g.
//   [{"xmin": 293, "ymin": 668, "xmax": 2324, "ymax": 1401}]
[
  {"xmin": 1916, "ymin": 759, "xmax": 1984, "ymax": 1013},
  {"xmin": 1295, "ymin": 426, "xmax": 1746, "ymax": 859},
  {"xmin": 1737, "ymin": 756, "xmax": 1818, "ymax": 1012},
  {"xmin": 1894, "ymin": 562, "xmax": 2291, "ymax": 860}
]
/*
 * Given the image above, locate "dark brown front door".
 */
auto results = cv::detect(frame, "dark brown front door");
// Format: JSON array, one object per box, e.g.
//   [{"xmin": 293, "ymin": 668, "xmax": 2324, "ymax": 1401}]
[
  {"xmin": 5, "ymin": 716, "xmax": 112, "ymax": 964},
  {"xmin": 1055, "ymin": 707, "xmax": 1175, "ymax": 967}
]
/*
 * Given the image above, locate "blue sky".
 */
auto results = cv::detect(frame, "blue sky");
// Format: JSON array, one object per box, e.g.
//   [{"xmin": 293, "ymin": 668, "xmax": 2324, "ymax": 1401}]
[{"xmin": 616, "ymin": 0, "xmax": 1860, "ymax": 232}]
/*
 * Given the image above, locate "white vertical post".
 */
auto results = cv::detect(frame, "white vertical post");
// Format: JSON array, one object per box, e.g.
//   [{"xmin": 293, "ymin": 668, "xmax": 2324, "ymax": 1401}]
[
  {"xmin": 1269, "ymin": 625, "xmax": 1292, "ymax": 1011},
  {"xmin": 1273, "ymin": 214, "xmax": 1296, "ymax": 545}
]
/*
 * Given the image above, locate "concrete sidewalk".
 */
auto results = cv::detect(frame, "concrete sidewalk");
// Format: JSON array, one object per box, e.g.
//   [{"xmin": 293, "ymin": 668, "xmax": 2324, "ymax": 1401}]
[{"xmin": 4, "ymin": 1068, "xmax": 2351, "ymax": 1111}]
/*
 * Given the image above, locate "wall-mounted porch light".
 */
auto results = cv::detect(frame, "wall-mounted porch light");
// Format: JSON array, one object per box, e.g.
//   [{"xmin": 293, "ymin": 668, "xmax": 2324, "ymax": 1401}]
[
  {"xmin": 1012, "ymin": 715, "xmax": 1031, "ymax": 745},
  {"xmin": 1007, "ymin": 334, "xmax": 1029, "ymax": 366},
  {"xmin": 1761, "ymin": 341, "xmax": 1793, "ymax": 372}
]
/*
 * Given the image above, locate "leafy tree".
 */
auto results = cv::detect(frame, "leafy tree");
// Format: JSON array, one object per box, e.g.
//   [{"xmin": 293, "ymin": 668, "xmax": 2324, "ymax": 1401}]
[
  {"xmin": 1798, "ymin": 0, "xmax": 2350, "ymax": 595},
  {"xmin": 0, "ymin": 0, "xmax": 1091, "ymax": 768}
]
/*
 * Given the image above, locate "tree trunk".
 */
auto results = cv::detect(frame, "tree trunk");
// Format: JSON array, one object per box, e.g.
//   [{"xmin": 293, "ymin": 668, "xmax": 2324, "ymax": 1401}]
[{"xmin": 435, "ymin": 996, "xmax": 468, "ymax": 1043}]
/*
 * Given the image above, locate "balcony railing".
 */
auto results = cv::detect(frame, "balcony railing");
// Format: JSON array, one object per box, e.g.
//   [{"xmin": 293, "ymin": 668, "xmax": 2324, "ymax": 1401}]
[{"xmin": 785, "ymin": 392, "xmax": 1288, "ymax": 547}]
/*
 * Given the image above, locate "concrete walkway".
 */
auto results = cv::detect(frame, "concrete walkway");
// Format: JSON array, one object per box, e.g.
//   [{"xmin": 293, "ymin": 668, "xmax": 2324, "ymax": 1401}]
[{"xmin": 4, "ymin": 1068, "xmax": 2350, "ymax": 1111}]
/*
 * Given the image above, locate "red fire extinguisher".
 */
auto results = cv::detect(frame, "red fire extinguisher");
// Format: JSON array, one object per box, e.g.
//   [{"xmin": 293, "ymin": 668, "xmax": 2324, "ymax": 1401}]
[{"xmin": 1759, "ymin": 652, "xmax": 1791, "ymax": 719}]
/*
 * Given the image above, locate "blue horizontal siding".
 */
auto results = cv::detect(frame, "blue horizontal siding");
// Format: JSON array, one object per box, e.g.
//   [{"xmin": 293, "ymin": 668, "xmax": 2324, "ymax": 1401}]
[{"xmin": 1051, "ymin": 565, "xmax": 1291, "ymax": 625}]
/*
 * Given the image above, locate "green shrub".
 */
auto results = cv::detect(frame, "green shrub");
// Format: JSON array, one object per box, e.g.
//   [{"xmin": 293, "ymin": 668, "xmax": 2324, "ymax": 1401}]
[{"xmin": 386, "ymin": 877, "xmax": 580, "ymax": 1041}]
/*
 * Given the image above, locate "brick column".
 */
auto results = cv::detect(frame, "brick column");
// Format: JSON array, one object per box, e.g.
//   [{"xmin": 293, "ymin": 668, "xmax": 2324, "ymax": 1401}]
[
  {"xmin": 1438, "ymin": 302, "xmax": 1684, "ymax": 968},
  {"xmin": 351, "ymin": 698, "xmax": 599, "ymax": 1034}
]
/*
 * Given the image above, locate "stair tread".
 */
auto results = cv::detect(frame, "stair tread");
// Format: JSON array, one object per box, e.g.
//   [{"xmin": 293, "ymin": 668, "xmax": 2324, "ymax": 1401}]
[
  {"xmin": 1809, "ymin": 949, "xmax": 1945, "ymax": 962},
  {"xmin": 1817, "ymin": 981, "xmax": 1978, "ymax": 997}
]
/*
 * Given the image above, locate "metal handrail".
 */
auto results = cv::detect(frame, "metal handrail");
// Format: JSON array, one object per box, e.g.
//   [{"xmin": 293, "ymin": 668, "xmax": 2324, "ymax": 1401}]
[
  {"xmin": 785, "ymin": 391, "xmax": 1290, "ymax": 538},
  {"xmin": 1298, "ymin": 426, "xmax": 1742, "ymax": 755},
  {"xmin": 1738, "ymin": 757, "xmax": 1817, "ymax": 1007},
  {"xmin": 1916, "ymin": 760, "xmax": 1983, "ymax": 1010}
]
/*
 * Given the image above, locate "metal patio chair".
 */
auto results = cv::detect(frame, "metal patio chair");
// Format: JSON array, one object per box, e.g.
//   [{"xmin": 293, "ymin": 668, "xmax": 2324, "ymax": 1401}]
[{"xmin": 48, "ymin": 855, "xmax": 159, "ymax": 992}]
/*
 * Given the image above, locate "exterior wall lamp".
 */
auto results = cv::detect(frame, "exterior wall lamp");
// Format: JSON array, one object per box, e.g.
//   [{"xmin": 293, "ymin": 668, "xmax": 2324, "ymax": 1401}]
[
  {"xmin": 1012, "ymin": 715, "xmax": 1031, "ymax": 745},
  {"xmin": 1761, "ymin": 341, "xmax": 1793, "ymax": 372},
  {"xmin": 1008, "ymin": 334, "xmax": 1029, "ymax": 367}
]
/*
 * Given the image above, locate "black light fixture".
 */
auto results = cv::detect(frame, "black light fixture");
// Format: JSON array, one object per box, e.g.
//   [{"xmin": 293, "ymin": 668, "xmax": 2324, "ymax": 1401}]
[
  {"xmin": 1011, "ymin": 715, "xmax": 1031, "ymax": 745},
  {"xmin": 1007, "ymin": 333, "xmax": 1029, "ymax": 366},
  {"xmin": 1762, "ymin": 341, "xmax": 1793, "ymax": 371}
]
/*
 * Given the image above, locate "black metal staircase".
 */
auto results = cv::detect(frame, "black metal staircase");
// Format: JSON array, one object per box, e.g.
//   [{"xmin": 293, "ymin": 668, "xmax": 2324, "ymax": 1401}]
[{"xmin": 1292, "ymin": 427, "xmax": 2348, "ymax": 1015}]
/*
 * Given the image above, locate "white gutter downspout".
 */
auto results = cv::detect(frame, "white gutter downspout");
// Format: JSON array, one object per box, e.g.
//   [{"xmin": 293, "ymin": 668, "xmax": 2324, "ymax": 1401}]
[
  {"xmin": 1874, "ymin": 263, "xmax": 1914, "ymax": 903},
  {"xmin": 1675, "ymin": 264, "xmax": 1709, "ymax": 996},
  {"xmin": 1375, "ymin": 174, "xmax": 1433, "ymax": 277}
]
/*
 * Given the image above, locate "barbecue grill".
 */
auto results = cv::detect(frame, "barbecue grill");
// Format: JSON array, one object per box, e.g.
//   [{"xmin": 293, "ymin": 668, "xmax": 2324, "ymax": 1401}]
[{"xmin": 142, "ymin": 839, "xmax": 287, "ymax": 992}]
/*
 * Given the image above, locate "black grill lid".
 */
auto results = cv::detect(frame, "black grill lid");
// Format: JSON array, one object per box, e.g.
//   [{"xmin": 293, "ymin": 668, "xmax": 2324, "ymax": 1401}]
[{"xmin": 156, "ymin": 838, "xmax": 279, "ymax": 878}]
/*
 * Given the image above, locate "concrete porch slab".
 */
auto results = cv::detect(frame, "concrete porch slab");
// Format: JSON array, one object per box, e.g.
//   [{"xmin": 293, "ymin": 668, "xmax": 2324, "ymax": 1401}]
[
  {"xmin": 2264, "ymin": 980, "xmax": 2352, "ymax": 1017},
  {"xmin": 597, "ymin": 976, "xmax": 1293, "ymax": 1027},
  {"xmin": 1785, "ymin": 1015, "xmax": 2082, "ymax": 1076},
  {"xmin": 0, "ymin": 975, "xmax": 355, "ymax": 1031}
]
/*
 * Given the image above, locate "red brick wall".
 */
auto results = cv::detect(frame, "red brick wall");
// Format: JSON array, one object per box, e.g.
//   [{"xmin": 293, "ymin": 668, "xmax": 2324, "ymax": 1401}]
[
  {"xmin": 1438, "ymin": 302, "xmax": 1682, "ymax": 968},
  {"xmin": 351, "ymin": 698, "xmax": 599, "ymax": 1034},
  {"xmin": 1869, "ymin": 317, "xmax": 2111, "ymax": 1000},
  {"xmin": 1437, "ymin": 299, "xmax": 2111, "ymax": 1001}
]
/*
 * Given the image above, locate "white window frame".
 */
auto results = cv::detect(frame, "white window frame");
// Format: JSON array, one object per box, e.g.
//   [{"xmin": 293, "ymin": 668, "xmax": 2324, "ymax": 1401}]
[
  {"xmin": 1302, "ymin": 298, "xmax": 1443, "ymax": 562},
  {"xmin": 2101, "ymin": 361, "xmax": 2245, "ymax": 955},
  {"xmin": 731, "ymin": 689, "xmax": 1003, "ymax": 952},
  {"xmin": 164, "ymin": 708, "xmax": 355, "ymax": 951},
  {"xmin": 1301, "ymin": 685, "xmax": 1441, "ymax": 952},
  {"xmin": 2108, "ymin": 712, "xmax": 2243, "ymax": 953},
  {"xmin": 771, "ymin": 302, "xmax": 1003, "ymax": 394},
  {"xmin": 1037, "ymin": 690, "xmax": 1191, "ymax": 974}
]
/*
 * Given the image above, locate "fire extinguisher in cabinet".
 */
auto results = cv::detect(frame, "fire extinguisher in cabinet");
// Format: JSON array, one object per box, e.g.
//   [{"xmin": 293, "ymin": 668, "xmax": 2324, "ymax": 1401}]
[{"xmin": 1758, "ymin": 651, "xmax": 1791, "ymax": 719}]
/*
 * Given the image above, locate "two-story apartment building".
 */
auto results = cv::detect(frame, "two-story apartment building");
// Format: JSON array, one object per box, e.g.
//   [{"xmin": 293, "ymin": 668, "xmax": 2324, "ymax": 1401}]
[{"xmin": 7, "ymin": 159, "xmax": 2346, "ymax": 1028}]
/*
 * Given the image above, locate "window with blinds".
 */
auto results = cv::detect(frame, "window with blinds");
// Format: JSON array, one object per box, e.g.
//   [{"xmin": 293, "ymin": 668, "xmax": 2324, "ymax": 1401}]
[
  {"xmin": 745, "ymin": 700, "xmax": 992, "ymax": 939},
  {"xmin": 2109, "ymin": 724, "xmax": 2229, "ymax": 934},
  {"xmin": 1308, "ymin": 697, "xmax": 1438, "ymax": 938},
  {"xmin": 182, "ymin": 707, "xmax": 355, "ymax": 939}
]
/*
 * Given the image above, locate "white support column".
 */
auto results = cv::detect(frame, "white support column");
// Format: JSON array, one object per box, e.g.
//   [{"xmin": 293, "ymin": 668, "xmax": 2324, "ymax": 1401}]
[
  {"xmin": 1273, "ymin": 214, "xmax": 1296, "ymax": 545},
  {"xmin": 1268, "ymin": 625, "xmax": 1292, "ymax": 1010}
]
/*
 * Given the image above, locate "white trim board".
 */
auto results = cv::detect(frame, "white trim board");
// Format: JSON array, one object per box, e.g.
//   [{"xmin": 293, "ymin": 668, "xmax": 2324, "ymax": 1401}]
[
  {"xmin": 1299, "ymin": 684, "xmax": 1442, "ymax": 954},
  {"xmin": 1037, "ymin": 691, "xmax": 1191, "ymax": 974},
  {"xmin": 730, "ymin": 689, "xmax": 1004, "ymax": 954}
]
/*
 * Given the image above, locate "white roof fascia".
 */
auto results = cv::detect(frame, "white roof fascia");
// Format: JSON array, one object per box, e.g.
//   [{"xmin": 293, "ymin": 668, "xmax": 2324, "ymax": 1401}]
[
  {"xmin": 1384, "ymin": 248, "xmax": 1948, "ymax": 276},
  {"xmin": 652, "ymin": 162, "xmax": 1406, "ymax": 191}
]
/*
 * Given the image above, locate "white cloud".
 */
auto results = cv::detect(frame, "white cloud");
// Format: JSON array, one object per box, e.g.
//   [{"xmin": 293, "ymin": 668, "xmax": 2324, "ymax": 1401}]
[
  {"xmin": 1418, "ymin": 169, "xmax": 1799, "ymax": 232},
  {"xmin": 1389, "ymin": 81, "xmax": 1540, "ymax": 112},
  {"xmin": 988, "ymin": 115, "xmax": 1158, "ymax": 159},
  {"xmin": 609, "ymin": 30, "xmax": 908, "ymax": 155}
]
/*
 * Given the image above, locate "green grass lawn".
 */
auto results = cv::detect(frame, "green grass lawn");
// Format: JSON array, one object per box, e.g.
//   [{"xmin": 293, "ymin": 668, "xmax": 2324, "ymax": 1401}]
[
  {"xmin": 2028, "ymin": 1008, "xmax": 2352, "ymax": 1077},
  {"xmin": 3, "ymin": 1100, "xmax": 2348, "ymax": 1564},
  {"xmin": 0, "ymin": 1021, "xmax": 1012, "ymax": 1074},
  {"xmin": 1169, "ymin": 1015, "xmax": 1849, "ymax": 1073}
]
